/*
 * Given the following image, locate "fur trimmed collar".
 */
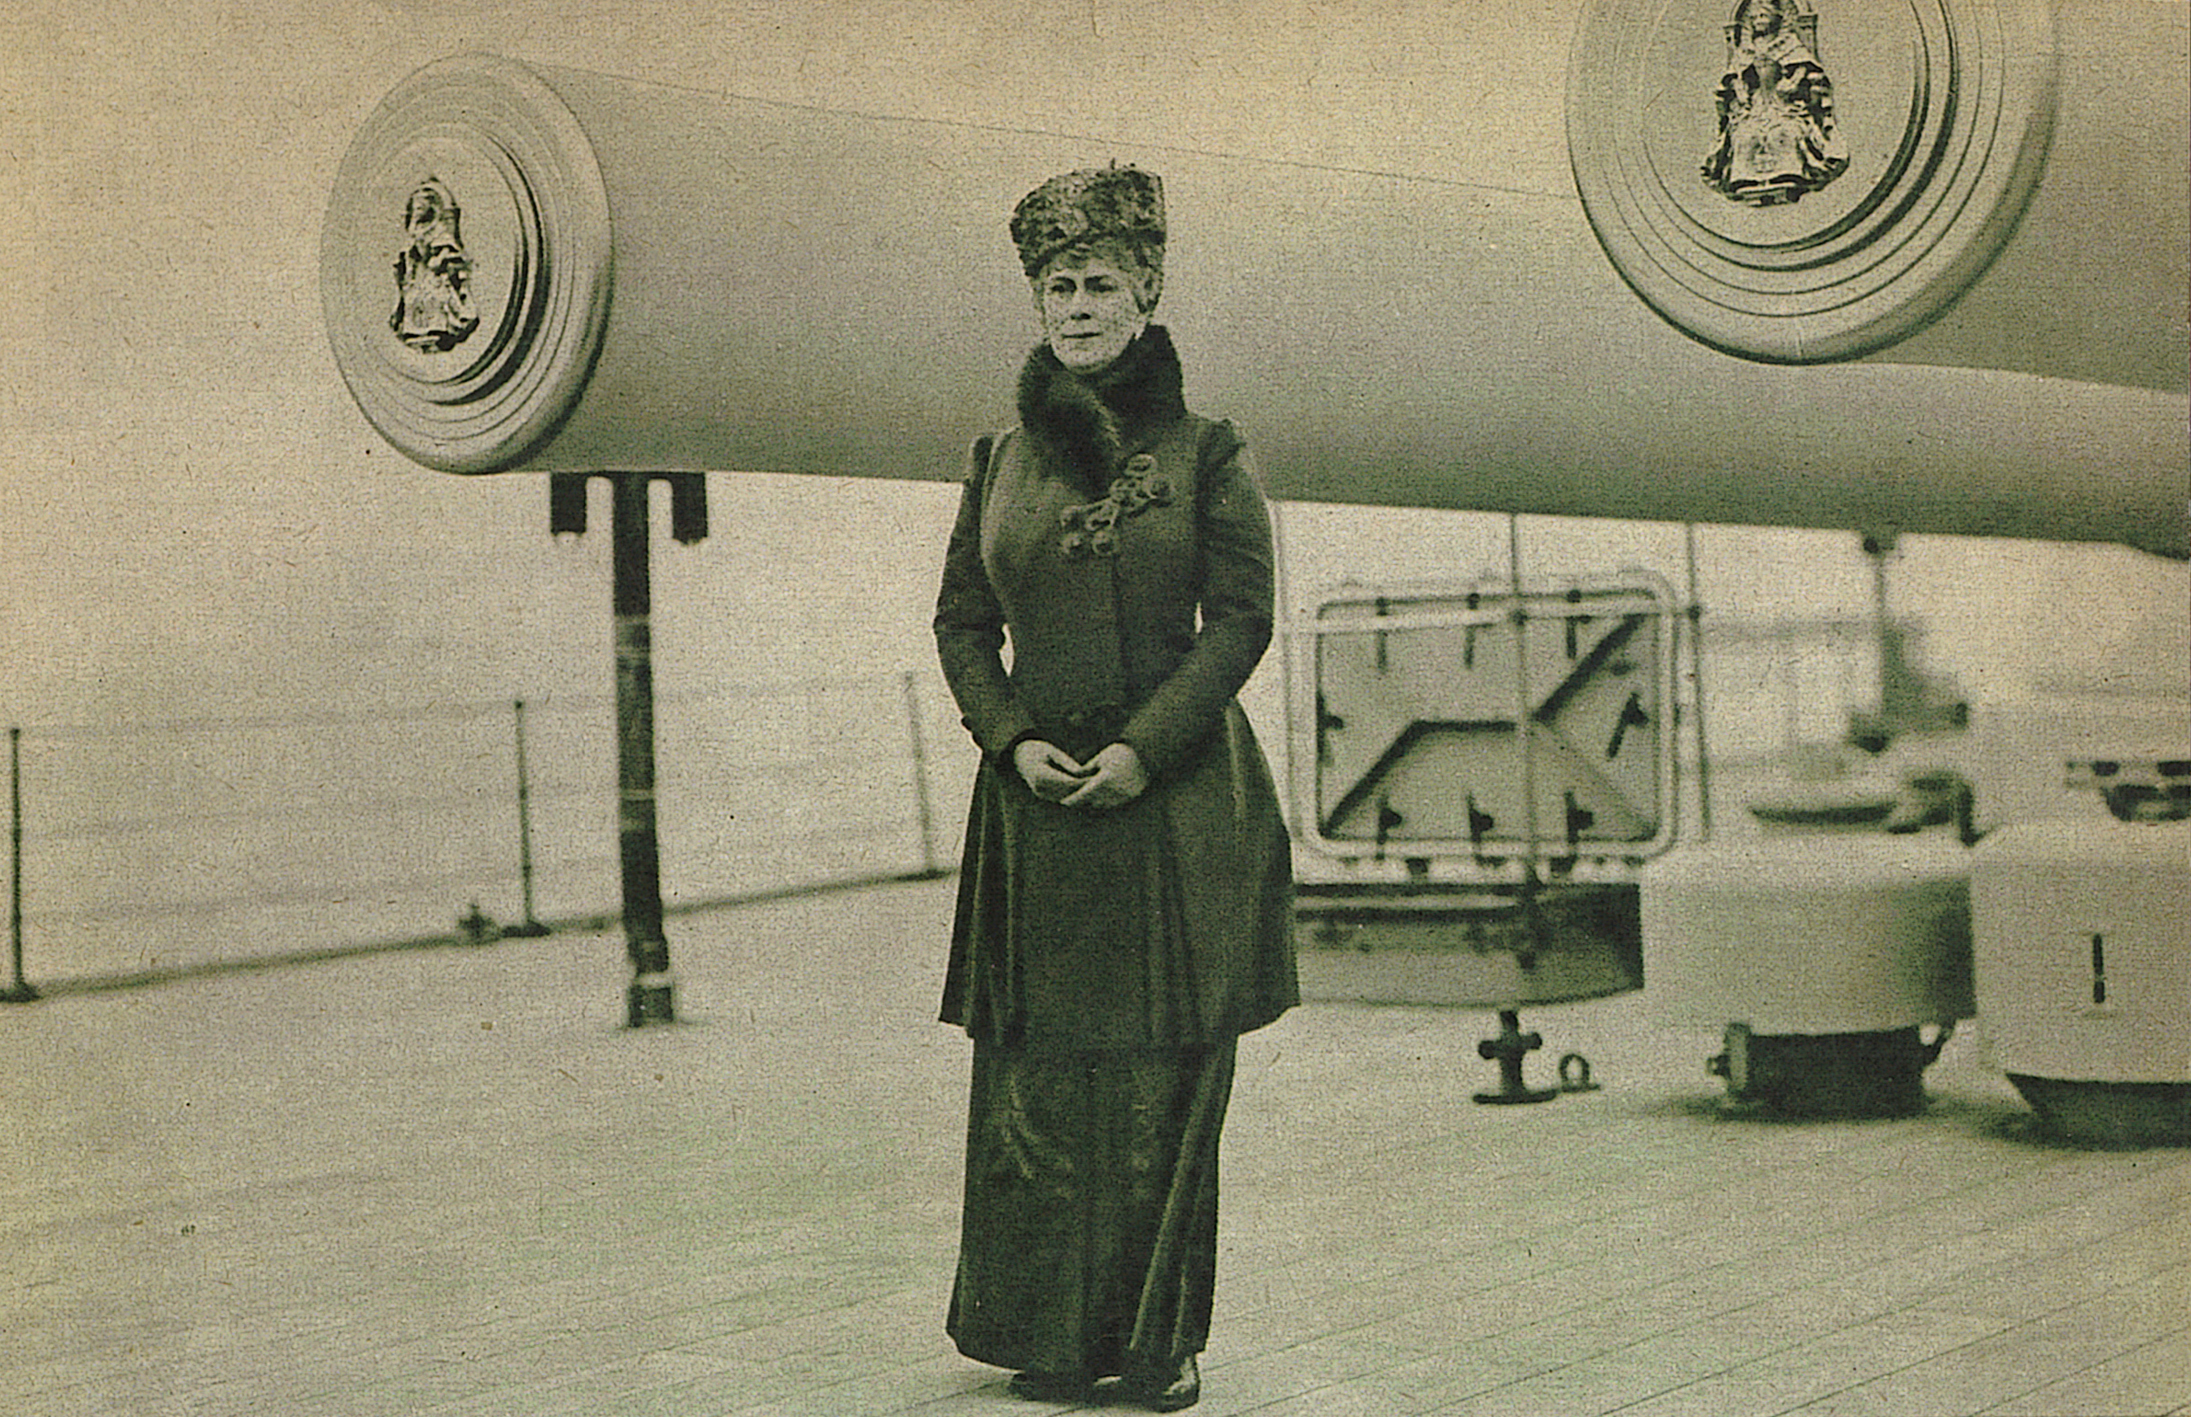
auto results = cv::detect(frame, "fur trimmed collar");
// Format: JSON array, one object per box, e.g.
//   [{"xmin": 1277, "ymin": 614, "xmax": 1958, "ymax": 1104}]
[{"xmin": 1016, "ymin": 325, "xmax": 1187, "ymax": 495}]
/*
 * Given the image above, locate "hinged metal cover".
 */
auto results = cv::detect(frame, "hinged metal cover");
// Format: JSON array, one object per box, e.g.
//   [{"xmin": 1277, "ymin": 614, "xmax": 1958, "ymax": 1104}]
[{"xmin": 1300, "ymin": 575, "xmax": 1680, "ymax": 866}]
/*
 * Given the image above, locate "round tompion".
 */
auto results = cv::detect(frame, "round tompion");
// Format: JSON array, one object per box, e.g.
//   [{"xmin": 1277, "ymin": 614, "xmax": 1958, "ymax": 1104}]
[
  {"xmin": 1568, "ymin": 0, "xmax": 2058, "ymax": 363},
  {"xmin": 321, "ymin": 53, "xmax": 614, "ymax": 473}
]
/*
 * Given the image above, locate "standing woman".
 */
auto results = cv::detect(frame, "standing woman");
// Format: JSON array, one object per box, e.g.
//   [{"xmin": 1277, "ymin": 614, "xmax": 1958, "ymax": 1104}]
[{"xmin": 933, "ymin": 165, "xmax": 1297, "ymax": 1411}]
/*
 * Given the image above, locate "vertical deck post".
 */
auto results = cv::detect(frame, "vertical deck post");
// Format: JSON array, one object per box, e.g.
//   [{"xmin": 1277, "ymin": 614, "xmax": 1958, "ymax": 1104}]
[
  {"xmin": 901, "ymin": 670, "xmax": 941, "ymax": 878},
  {"xmin": 611, "ymin": 472, "xmax": 674, "ymax": 1026},
  {"xmin": 504, "ymin": 699, "xmax": 550, "ymax": 937},
  {"xmin": 1683, "ymin": 524, "xmax": 1715, "ymax": 838},
  {"xmin": 550, "ymin": 470, "xmax": 707, "ymax": 1027},
  {"xmin": 4, "ymin": 727, "xmax": 34, "ymax": 1003},
  {"xmin": 1506, "ymin": 515, "xmax": 1541, "ymax": 876}
]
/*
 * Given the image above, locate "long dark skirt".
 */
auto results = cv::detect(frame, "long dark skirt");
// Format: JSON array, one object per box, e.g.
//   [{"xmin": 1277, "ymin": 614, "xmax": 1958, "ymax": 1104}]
[{"xmin": 948, "ymin": 1036, "xmax": 1236, "ymax": 1379}]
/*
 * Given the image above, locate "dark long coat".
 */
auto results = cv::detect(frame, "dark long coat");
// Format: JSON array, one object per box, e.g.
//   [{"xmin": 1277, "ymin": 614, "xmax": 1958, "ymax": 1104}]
[{"xmin": 933, "ymin": 326, "xmax": 1297, "ymax": 1050}]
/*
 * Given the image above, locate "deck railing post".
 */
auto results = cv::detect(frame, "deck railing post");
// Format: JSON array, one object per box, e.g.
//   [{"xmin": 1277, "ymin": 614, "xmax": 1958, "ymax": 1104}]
[
  {"xmin": 4, "ymin": 726, "xmax": 35, "ymax": 1003},
  {"xmin": 504, "ymin": 699, "xmax": 550, "ymax": 938},
  {"xmin": 1683, "ymin": 524, "xmax": 1715, "ymax": 838},
  {"xmin": 901, "ymin": 671, "xmax": 941, "ymax": 878}
]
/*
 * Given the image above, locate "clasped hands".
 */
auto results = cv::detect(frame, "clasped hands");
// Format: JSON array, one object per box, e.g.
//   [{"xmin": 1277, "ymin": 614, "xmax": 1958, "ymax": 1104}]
[{"xmin": 1013, "ymin": 738, "xmax": 1148, "ymax": 809}]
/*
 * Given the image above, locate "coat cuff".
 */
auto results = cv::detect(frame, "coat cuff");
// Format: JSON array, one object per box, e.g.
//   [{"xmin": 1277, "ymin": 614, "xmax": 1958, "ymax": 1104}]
[{"xmin": 992, "ymin": 728, "xmax": 1044, "ymax": 771}]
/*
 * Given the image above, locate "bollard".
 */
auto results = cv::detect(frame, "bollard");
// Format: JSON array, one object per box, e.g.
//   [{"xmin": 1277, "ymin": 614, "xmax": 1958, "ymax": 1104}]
[{"xmin": 1473, "ymin": 1009, "xmax": 1558, "ymax": 1105}]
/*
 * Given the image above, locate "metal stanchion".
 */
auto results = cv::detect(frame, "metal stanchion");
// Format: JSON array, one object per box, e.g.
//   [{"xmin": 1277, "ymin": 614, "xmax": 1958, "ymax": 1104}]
[
  {"xmin": 4, "ymin": 727, "xmax": 36, "ymax": 1003},
  {"xmin": 502, "ymin": 699, "xmax": 551, "ymax": 937},
  {"xmin": 550, "ymin": 471, "xmax": 708, "ymax": 1026},
  {"xmin": 900, "ymin": 671, "xmax": 943, "ymax": 879},
  {"xmin": 1683, "ymin": 524, "xmax": 1714, "ymax": 838}
]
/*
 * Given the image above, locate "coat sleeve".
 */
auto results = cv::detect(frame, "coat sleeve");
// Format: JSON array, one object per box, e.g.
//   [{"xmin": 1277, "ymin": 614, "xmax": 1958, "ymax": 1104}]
[
  {"xmin": 934, "ymin": 434, "xmax": 1041, "ymax": 760},
  {"xmin": 1118, "ymin": 421, "xmax": 1276, "ymax": 778}
]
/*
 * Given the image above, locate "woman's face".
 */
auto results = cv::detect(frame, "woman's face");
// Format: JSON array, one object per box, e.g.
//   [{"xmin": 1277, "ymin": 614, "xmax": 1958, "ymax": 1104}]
[{"xmin": 1037, "ymin": 253, "xmax": 1148, "ymax": 374}]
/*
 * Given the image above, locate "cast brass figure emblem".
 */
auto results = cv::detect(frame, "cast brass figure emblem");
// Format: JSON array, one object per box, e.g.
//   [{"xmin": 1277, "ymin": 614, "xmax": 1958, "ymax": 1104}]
[
  {"xmin": 1701, "ymin": 0, "xmax": 1848, "ymax": 205},
  {"xmin": 389, "ymin": 176, "xmax": 480, "ymax": 351}
]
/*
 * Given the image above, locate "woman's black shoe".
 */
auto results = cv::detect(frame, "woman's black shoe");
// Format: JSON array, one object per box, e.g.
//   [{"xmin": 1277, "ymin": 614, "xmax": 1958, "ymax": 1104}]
[
  {"xmin": 1006, "ymin": 1368, "xmax": 1093, "ymax": 1402},
  {"xmin": 1119, "ymin": 1353, "xmax": 1199, "ymax": 1411}
]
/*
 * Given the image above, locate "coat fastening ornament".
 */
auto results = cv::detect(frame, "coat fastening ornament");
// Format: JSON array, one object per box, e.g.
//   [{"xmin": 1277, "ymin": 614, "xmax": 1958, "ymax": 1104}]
[{"xmin": 1058, "ymin": 452, "xmax": 1173, "ymax": 558}]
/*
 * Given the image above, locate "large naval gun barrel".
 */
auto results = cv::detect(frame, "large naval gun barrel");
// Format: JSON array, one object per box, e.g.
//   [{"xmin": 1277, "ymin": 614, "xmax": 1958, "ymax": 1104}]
[{"xmin": 322, "ymin": 10, "xmax": 2185, "ymax": 554}]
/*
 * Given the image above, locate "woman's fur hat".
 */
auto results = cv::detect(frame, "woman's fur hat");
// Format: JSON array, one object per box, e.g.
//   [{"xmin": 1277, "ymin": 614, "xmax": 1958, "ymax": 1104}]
[{"xmin": 1010, "ymin": 165, "xmax": 1166, "ymax": 298}]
